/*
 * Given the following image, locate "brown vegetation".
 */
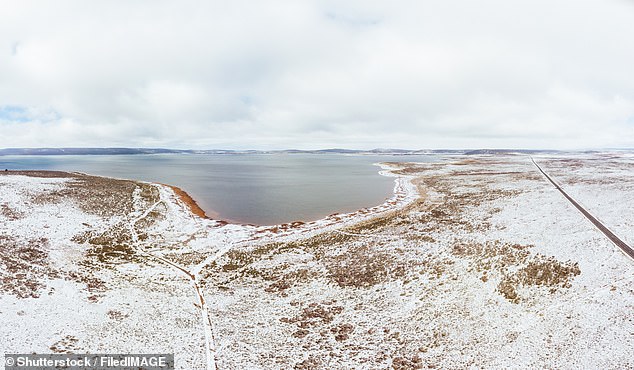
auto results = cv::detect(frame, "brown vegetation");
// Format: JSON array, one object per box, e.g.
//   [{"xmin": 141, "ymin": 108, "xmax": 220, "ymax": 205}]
[
  {"xmin": 1, "ymin": 203, "xmax": 23, "ymax": 220},
  {"xmin": 30, "ymin": 175, "xmax": 138, "ymax": 217},
  {"xmin": 0, "ymin": 235, "xmax": 58, "ymax": 298},
  {"xmin": 49, "ymin": 335, "xmax": 81, "ymax": 354},
  {"xmin": 392, "ymin": 355, "xmax": 424, "ymax": 370},
  {"xmin": 326, "ymin": 243, "xmax": 409, "ymax": 288},
  {"xmin": 452, "ymin": 240, "xmax": 580, "ymax": 303}
]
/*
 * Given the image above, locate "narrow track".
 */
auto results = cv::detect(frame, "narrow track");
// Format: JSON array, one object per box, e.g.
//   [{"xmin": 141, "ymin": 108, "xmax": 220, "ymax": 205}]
[
  {"xmin": 531, "ymin": 157, "xmax": 634, "ymax": 261},
  {"xmin": 129, "ymin": 187, "xmax": 218, "ymax": 370}
]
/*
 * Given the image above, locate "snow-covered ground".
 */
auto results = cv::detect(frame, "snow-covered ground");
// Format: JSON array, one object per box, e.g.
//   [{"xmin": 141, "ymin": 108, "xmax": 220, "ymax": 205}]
[{"xmin": 0, "ymin": 154, "xmax": 632, "ymax": 369}]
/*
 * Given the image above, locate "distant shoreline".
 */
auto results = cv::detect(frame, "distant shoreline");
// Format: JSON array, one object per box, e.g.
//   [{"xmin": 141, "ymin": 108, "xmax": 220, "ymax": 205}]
[{"xmin": 0, "ymin": 147, "xmax": 473, "ymax": 156}]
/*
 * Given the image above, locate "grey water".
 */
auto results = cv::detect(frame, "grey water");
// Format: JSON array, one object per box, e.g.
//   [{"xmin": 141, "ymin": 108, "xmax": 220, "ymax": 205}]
[{"xmin": 0, "ymin": 153, "xmax": 438, "ymax": 225}]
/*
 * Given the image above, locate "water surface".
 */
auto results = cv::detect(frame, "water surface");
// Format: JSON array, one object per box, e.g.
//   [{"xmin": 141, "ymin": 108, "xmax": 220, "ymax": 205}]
[{"xmin": 0, "ymin": 154, "xmax": 437, "ymax": 225}]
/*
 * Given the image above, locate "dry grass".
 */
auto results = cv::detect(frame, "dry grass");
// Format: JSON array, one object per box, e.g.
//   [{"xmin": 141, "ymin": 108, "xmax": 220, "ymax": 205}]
[
  {"xmin": 264, "ymin": 268, "xmax": 316, "ymax": 295},
  {"xmin": 294, "ymin": 355, "xmax": 321, "ymax": 370},
  {"xmin": 218, "ymin": 242, "xmax": 299, "ymax": 273},
  {"xmin": 281, "ymin": 300, "xmax": 350, "ymax": 343},
  {"xmin": 1, "ymin": 170, "xmax": 75, "ymax": 178},
  {"xmin": 1, "ymin": 203, "xmax": 24, "ymax": 220},
  {"xmin": 452, "ymin": 240, "xmax": 580, "ymax": 303},
  {"xmin": 73, "ymin": 222, "xmax": 143, "ymax": 267},
  {"xmin": 65, "ymin": 271, "xmax": 108, "ymax": 302},
  {"xmin": 0, "ymin": 234, "xmax": 109, "ymax": 301},
  {"xmin": 30, "ymin": 175, "xmax": 138, "ymax": 217},
  {"xmin": 1, "ymin": 173, "xmax": 165, "ymax": 303},
  {"xmin": 498, "ymin": 257, "xmax": 580, "ymax": 303},
  {"xmin": 49, "ymin": 335, "xmax": 81, "ymax": 353},
  {"xmin": 0, "ymin": 235, "xmax": 58, "ymax": 298},
  {"xmin": 326, "ymin": 243, "xmax": 410, "ymax": 288},
  {"xmin": 107, "ymin": 309, "xmax": 129, "ymax": 321},
  {"xmin": 392, "ymin": 355, "xmax": 424, "ymax": 370}
]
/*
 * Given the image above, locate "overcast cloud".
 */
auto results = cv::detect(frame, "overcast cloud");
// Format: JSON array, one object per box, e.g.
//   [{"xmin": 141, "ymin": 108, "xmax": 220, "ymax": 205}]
[{"xmin": 1, "ymin": 0, "xmax": 634, "ymax": 149}]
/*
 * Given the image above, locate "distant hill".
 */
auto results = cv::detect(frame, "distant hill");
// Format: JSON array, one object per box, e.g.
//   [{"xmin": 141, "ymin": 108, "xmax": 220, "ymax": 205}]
[
  {"xmin": 0, "ymin": 147, "xmax": 460, "ymax": 156},
  {"xmin": 0, "ymin": 147, "xmax": 574, "ymax": 156},
  {"xmin": 463, "ymin": 149, "xmax": 562, "ymax": 155},
  {"xmin": 0, "ymin": 148, "xmax": 189, "ymax": 155}
]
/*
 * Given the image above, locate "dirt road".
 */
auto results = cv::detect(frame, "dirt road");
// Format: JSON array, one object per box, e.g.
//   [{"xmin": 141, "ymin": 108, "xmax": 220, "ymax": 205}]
[{"xmin": 531, "ymin": 157, "xmax": 634, "ymax": 261}]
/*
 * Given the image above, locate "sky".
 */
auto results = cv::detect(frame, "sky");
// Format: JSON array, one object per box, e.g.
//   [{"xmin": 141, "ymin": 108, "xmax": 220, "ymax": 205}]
[{"xmin": 1, "ymin": 0, "xmax": 634, "ymax": 150}]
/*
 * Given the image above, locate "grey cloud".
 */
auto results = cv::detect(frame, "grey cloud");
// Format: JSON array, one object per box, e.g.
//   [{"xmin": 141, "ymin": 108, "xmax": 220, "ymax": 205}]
[{"xmin": 1, "ymin": 0, "xmax": 633, "ymax": 149}]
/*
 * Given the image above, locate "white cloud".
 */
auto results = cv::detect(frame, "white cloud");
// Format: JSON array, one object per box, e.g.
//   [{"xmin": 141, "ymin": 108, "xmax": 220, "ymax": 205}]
[{"xmin": 1, "ymin": 0, "xmax": 634, "ymax": 149}]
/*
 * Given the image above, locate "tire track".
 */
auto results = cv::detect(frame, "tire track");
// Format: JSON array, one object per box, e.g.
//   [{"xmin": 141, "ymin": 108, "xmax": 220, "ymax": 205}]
[{"xmin": 531, "ymin": 157, "xmax": 634, "ymax": 261}]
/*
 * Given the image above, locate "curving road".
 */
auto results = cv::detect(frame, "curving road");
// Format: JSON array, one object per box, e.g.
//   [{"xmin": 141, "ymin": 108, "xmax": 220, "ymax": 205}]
[{"xmin": 531, "ymin": 157, "xmax": 634, "ymax": 261}]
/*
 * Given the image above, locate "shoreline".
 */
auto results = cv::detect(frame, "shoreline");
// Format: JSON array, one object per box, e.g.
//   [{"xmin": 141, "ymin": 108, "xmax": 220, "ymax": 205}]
[
  {"xmin": 243, "ymin": 162, "xmax": 420, "ymax": 240},
  {"xmin": 160, "ymin": 161, "xmax": 419, "ymax": 232},
  {"xmin": 3, "ymin": 165, "xmax": 418, "ymax": 231},
  {"xmin": 160, "ymin": 183, "xmax": 210, "ymax": 220}
]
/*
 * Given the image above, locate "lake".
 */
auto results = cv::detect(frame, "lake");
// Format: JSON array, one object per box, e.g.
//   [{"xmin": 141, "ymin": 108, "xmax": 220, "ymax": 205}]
[{"xmin": 0, "ymin": 153, "xmax": 438, "ymax": 225}]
